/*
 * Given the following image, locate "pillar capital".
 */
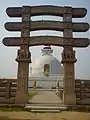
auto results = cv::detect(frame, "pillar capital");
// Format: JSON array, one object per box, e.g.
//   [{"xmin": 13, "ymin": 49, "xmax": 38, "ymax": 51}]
[
  {"xmin": 61, "ymin": 49, "xmax": 77, "ymax": 63},
  {"xmin": 16, "ymin": 49, "xmax": 31, "ymax": 63}
]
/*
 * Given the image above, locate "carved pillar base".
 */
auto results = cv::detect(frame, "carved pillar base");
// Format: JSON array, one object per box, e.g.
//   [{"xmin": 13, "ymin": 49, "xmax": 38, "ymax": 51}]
[
  {"xmin": 15, "ymin": 80, "xmax": 28, "ymax": 104},
  {"xmin": 61, "ymin": 50, "xmax": 77, "ymax": 105},
  {"xmin": 15, "ymin": 58, "xmax": 30, "ymax": 104},
  {"xmin": 63, "ymin": 92, "xmax": 76, "ymax": 105},
  {"xmin": 62, "ymin": 64, "xmax": 76, "ymax": 105},
  {"xmin": 62, "ymin": 62, "xmax": 76, "ymax": 105}
]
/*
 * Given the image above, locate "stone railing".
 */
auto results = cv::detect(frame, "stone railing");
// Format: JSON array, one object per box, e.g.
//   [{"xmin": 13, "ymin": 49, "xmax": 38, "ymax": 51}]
[
  {"xmin": 0, "ymin": 78, "xmax": 17, "ymax": 104},
  {"xmin": 75, "ymin": 79, "xmax": 90, "ymax": 104},
  {"xmin": 0, "ymin": 78, "xmax": 90, "ymax": 104}
]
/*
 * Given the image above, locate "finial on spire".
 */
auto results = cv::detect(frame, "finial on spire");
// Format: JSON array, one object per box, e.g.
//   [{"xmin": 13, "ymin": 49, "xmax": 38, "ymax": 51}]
[{"xmin": 41, "ymin": 46, "xmax": 53, "ymax": 55}]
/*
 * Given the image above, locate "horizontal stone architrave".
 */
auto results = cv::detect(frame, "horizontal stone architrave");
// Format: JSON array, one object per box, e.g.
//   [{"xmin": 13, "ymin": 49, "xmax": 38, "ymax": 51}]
[
  {"xmin": 5, "ymin": 21, "xmax": 89, "ymax": 32},
  {"xmin": 6, "ymin": 6, "xmax": 87, "ymax": 18},
  {"xmin": 3, "ymin": 36, "xmax": 90, "ymax": 47}
]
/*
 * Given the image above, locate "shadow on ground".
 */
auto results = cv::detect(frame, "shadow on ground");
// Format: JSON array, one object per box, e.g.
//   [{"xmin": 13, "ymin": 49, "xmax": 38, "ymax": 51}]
[{"xmin": 0, "ymin": 116, "xmax": 40, "ymax": 120}]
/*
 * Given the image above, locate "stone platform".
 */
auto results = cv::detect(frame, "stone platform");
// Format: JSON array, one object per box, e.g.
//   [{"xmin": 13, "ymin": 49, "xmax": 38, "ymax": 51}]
[{"xmin": 29, "ymin": 91, "xmax": 63, "ymax": 104}]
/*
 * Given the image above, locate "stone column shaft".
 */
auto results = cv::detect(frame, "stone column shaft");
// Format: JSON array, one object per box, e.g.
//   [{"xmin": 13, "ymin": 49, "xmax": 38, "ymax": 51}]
[
  {"xmin": 15, "ymin": 6, "xmax": 31, "ymax": 104},
  {"xmin": 62, "ymin": 6, "xmax": 77, "ymax": 105}
]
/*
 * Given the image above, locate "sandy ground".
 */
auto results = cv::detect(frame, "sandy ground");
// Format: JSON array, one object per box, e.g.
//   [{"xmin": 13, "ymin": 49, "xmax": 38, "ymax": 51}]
[
  {"xmin": 0, "ymin": 111, "xmax": 90, "ymax": 120},
  {"xmin": 0, "ymin": 91, "xmax": 89, "ymax": 120}
]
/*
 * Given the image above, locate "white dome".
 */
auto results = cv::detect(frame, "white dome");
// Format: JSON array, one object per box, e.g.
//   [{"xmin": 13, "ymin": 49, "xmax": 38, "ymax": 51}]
[{"xmin": 31, "ymin": 47, "xmax": 63, "ymax": 75}]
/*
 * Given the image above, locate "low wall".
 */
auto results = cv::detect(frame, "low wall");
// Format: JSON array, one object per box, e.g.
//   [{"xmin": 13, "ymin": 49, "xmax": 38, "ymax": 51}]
[
  {"xmin": 0, "ymin": 79, "xmax": 17, "ymax": 104},
  {"xmin": 75, "ymin": 79, "xmax": 90, "ymax": 104},
  {"xmin": 0, "ymin": 78, "xmax": 90, "ymax": 104}
]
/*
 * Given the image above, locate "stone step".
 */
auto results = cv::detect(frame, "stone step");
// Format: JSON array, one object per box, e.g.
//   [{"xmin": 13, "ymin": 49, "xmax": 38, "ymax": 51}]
[
  {"xmin": 28, "ymin": 103, "xmax": 62, "ymax": 106},
  {"xmin": 28, "ymin": 101, "xmax": 62, "ymax": 104},
  {"xmin": 28, "ymin": 100, "xmax": 63, "ymax": 104},
  {"xmin": 27, "ymin": 102, "xmax": 65, "ymax": 107},
  {"xmin": 30, "ymin": 109, "xmax": 61, "ymax": 112},
  {"xmin": 25, "ymin": 104, "xmax": 68, "ymax": 110}
]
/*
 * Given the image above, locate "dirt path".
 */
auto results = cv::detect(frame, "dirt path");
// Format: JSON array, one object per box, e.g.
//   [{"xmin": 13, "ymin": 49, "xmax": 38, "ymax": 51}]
[
  {"xmin": 0, "ymin": 111, "xmax": 90, "ymax": 120},
  {"xmin": 29, "ymin": 91, "xmax": 62, "ymax": 103}
]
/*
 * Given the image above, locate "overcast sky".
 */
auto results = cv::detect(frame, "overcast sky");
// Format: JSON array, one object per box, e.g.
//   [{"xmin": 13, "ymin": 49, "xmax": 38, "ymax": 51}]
[{"xmin": 0, "ymin": 0, "xmax": 90, "ymax": 79}]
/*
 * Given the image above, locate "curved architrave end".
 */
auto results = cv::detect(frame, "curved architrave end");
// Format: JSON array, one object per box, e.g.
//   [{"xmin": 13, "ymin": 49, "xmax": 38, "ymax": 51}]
[
  {"xmin": 6, "ymin": 6, "xmax": 87, "ymax": 18},
  {"xmin": 3, "ymin": 36, "xmax": 90, "ymax": 48},
  {"xmin": 5, "ymin": 21, "xmax": 89, "ymax": 32}
]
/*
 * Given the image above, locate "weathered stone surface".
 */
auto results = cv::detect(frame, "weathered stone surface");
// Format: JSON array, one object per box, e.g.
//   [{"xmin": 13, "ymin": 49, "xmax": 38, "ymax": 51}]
[
  {"xmin": 3, "ymin": 36, "xmax": 90, "ymax": 47},
  {"xmin": 15, "ymin": 6, "xmax": 31, "ymax": 104},
  {"xmin": 6, "ymin": 6, "xmax": 87, "ymax": 18},
  {"xmin": 62, "ymin": 7, "xmax": 77, "ymax": 105},
  {"xmin": 5, "ymin": 21, "xmax": 89, "ymax": 32},
  {"xmin": 15, "ymin": 62, "xmax": 29, "ymax": 104},
  {"xmin": 63, "ymin": 92, "xmax": 76, "ymax": 105}
]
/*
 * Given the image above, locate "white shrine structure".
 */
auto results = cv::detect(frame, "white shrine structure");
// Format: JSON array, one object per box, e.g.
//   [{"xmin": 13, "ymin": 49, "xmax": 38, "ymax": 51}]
[{"xmin": 29, "ymin": 46, "xmax": 64, "ymax": 88}]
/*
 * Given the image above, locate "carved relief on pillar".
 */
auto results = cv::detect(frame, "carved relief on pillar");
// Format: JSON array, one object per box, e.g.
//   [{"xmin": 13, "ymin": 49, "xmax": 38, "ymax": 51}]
[
  {"xmin": 17, "ymin": 49, "xmax": 26, "ymax": 59},
  {"xmin": 17, "ymin": 49, "xmax": 31, "ymax": 62},
  {"xmin": 64, "ymin": 73, "xmax": 75, "ymax": 91},
  {"xmin": 68, "ymin": 78, "xmax": 73, "ymax": 89},
  {"xmin": 22, "ymin": 6, "xmax": 30, "ymax": 22},
  {"xmin": 61, "ymin": 48, "xmax": 77, "ymax": 63},
  {"xmin": 22, "ymin": 21, "xmax": 30, "ymax": 28},
  {"xmin": 22, "ymin": 6, "xmax": 30, "ymax": 14},
  {"xmin": 62, "ymin": 49, "xmax": 75, "ymax": 59},
  {"xmin": 21, "ymin": 30, "xmax": 30, "ymax": 37},
  {"xmin": 64, "ymin": 6, "xmax": 72, "ymax": 14}
]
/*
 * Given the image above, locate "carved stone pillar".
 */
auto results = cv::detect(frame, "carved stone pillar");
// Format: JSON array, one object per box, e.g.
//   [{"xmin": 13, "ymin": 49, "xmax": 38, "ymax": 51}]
[
  {"xmin": 61, "ymin": 6, "xmax": 77, "ymax": 105},
  {"xmin": 15, "ymin": 6, "xmax": 31, "ymax": 104}
]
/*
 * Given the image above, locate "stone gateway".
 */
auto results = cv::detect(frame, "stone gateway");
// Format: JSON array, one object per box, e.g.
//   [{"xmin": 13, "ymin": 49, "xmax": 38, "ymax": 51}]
[{"xmin": 3, "ymin": 5, "xmax": 90, "ymax": 104}]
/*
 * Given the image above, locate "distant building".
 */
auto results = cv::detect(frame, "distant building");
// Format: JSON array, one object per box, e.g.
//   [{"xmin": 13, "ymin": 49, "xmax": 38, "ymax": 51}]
[{"xmin": 29, "ymin": 46, "xmax": 64, "ymax": 88}]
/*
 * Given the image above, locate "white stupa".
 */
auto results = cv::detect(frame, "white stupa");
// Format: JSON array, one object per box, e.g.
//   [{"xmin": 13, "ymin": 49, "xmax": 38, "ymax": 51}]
[{"xmin": 29, "ymin": 46, "xmax": 63, "ymax": 88}]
